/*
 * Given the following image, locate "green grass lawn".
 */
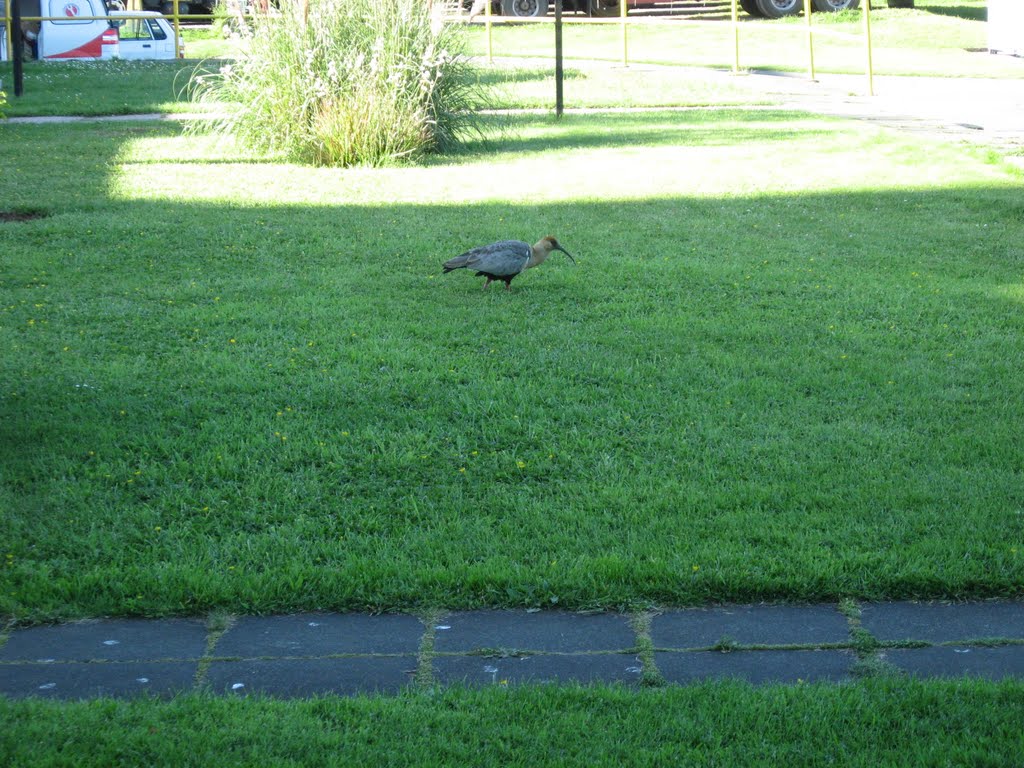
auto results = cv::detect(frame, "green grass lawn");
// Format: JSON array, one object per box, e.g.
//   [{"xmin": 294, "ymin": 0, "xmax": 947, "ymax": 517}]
[
  {"xmin": 3, "ymin": 679, "xmax": 1024, "ymax": 766},
  {"xmin": 2, "ymin": 108, "xmax": 1022, "ymax": 621},
  {"xmin": 0, "ymin": 59, "xmax": 207, "ymax": 117},
  {"xmin": 2, "ymin": 14, "xmax": 1022, "ymax": 762}
]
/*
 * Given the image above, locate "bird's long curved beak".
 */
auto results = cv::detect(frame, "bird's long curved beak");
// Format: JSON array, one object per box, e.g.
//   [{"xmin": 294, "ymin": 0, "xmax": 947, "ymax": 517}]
[{"xmin": 556, "ymin": 246, "xmax": 576, "ymax": 265}]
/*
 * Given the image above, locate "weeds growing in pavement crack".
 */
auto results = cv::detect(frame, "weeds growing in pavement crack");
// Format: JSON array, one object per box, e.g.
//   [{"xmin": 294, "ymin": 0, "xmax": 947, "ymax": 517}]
[
  {"xmin": 194, "ymin": 612, "xmax": 237, "ymax": 689},
  {"xmin": 630, "ymin": 611, "xmax": 664, "ymax": 688}
]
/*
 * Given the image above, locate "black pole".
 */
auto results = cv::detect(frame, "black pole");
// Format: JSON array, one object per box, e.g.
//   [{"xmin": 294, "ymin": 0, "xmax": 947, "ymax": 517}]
[
  {"xmin": 554, "ymin": 0, "xmax": 563, "ymax": 117},
  {"xmin": 11, "ymin": 0, "xmax": 25, "ymax": 96}
]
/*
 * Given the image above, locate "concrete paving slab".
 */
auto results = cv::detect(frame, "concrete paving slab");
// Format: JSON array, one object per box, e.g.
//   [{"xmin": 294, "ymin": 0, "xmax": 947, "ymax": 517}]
[
  {"xmin": 861, "ymin": 601, "xmax": 1024, "ymax": 643},
  {"xmin": 0, "ymin": 619, "xmax": 208, "ymax": 663},
  {"xmin": 655, "ymin": 649, "xmax": 854, "ymax": 685},
  {"xmin": 206, "ymin": 656, "xmax": 417, "ymax": 697},
  {"xmin": 433, "ymin": 611, "xmax": 635, "ymax": 653},
  {"xmin": 882, "ymin": 645, "xmax": 1024, "ymax": 680},
  {"xmin": 215, "ymin": 613, "xmax": 423, "ymax": 657},
  {"xmin": 651, "ymin": 605, "xmax": 849, "ymax": 649},
  {"xmin": 0, "ymin": 661, "xmax": 197, "ymax": 700},
  {"xmin": 434, "ymin": 653, "xmax": 643, "ymax": 687}
]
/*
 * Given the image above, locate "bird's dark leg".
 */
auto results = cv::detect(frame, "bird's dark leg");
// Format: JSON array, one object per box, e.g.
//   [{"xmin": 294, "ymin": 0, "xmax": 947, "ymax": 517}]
[
  {"xmin": 482, "ymin": 278, "xmax": 491, "ymax": 290},
  {"xmin": 503, "ymin": 278, "xmax": 513, "ymax": 292}
]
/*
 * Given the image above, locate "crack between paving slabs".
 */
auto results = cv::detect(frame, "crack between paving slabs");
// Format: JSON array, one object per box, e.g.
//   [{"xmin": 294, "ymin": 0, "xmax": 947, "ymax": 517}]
[
  {"xmin": 630, "ymin": 611, "xmax": 662, "ymax": 687},
  {"xmin": 193, "ymin": 612, "xmax": 236, "ymax": 690},
  {"xmin": 192, "ymin": 612, "xmax": 429, "ymax": 693},
  {"xmin": 416, "ymin": 609, "xmax": 445, "ymax": 689},
  {"xmin": 841, "ymin": 599, "xmax": 901, "ymax": 679},
  {"xmin": 422, "ymin": 610, "xmax": 648, "ymax": 687}
]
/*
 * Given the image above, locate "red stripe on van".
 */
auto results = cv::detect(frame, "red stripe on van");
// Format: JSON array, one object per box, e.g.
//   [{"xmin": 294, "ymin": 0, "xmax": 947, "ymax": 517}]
[{"xmin": 46, "ymin": 30, "xmax": 104, "ymax": 58}]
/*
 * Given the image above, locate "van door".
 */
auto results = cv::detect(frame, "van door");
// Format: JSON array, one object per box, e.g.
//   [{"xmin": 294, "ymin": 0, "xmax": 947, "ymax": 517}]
[{"xmin": 114, "ymin": 14, "xmax": 175, "ymax": 59}]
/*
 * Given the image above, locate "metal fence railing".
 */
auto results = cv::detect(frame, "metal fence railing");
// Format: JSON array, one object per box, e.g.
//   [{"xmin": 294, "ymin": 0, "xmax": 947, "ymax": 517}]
[{"xmin": 464, "ymin": 0, "xmax": 875, "ymax": 95}]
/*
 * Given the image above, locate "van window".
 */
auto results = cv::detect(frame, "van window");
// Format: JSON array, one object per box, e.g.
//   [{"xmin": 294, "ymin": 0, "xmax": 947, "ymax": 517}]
[
  {"xmin": 146, "ymin": 18, "xmax": 167, "ymax": 40},
  {"xmin": 118, "ymin": 18, "xmax": 153, "ymax": 40}
]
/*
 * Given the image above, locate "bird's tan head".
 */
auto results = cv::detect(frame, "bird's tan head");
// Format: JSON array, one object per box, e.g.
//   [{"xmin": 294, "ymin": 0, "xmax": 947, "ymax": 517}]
[{"xmin": 538, "ymin": 236, "xmax": 576, "ymax": 264}]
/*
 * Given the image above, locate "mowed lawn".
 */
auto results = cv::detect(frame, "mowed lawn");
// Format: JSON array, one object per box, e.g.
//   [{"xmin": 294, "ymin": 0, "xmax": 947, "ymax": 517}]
[
  {"xmin": 2, "ymin": 106, "xmax": 1022, "ymax": 621},
  {"xmin": 4, "ymin": 680, "xmax": 1024, "ymax": 766}
]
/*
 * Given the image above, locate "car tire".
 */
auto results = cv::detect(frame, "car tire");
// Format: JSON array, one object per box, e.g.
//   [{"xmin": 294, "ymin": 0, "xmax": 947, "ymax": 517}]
[
  {"xmin": 502, "ymin": 0, "xmax": 549, "ymax": 17},
  {"xmin": 812, "ymin": 0, "xmax": 859, "ymax": 10},
  {"xmin": 754, "ymin": 0, "xmax": 801, "ymax": 18},
  {"xmin": 589, "ymin": 0, "xmax": 620, "ymax": 17},
  {"xmin": 740, "ymin": 0, "xmax": 763, "ymax": 16}
]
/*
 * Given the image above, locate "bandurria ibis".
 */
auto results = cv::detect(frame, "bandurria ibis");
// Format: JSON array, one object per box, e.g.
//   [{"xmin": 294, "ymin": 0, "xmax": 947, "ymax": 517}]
[{"xmin": 442, "ymin": 236, "xmax": 575, "ymax": 291}]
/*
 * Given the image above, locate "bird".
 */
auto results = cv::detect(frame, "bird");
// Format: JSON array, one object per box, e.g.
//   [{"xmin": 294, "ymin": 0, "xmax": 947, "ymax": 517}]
[{"xmin": 442, "ymin": 236, "xmax": 575, "ymax": 291}]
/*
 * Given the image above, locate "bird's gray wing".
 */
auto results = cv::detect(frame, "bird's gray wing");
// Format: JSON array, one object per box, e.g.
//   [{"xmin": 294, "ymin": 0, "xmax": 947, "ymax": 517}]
[{"xmin": 461, "ymin": 240, "xmax": 531, "ymax": 276}]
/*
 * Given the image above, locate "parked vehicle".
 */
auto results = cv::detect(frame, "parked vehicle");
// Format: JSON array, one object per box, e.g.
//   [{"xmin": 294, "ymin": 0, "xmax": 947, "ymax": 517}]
[
  {"xmin": 35, "ymin": 0, "xmax": 120, "ymax": 60},
  {"xmin": 476, "ymin": 0, "xmax": 624, "ymax": 18},
  {"xmin": 484, "ymin": 0, "xmax": 912, "ymax": 19},
  {"xmin": 108, "ymin": 10, "xmax": 183, "ymax": 59},
  {"xmin": 1, "ymin": 0, "xmax": 183, "ymax": 61},
  {"xmin": 134, "ymin": 0, "xmax": 214, "ymax": 17},
  {"xmin": 2, "ymin": 0, "xmax": 116, "ymax": 59}
]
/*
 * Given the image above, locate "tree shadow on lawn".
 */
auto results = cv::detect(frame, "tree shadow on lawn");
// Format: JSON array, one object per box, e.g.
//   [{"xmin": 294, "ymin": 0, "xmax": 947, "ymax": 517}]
[
  {"xmin": 471, "ymin": 66, "xmax": 589, "ymax": 87},
  {"xmin": 922, "ymin": 5, "xmax": 986, "ymax": 23},
  {"xmin": 437, "ymin": 109, "xmax": 838, "ymax": 161}
]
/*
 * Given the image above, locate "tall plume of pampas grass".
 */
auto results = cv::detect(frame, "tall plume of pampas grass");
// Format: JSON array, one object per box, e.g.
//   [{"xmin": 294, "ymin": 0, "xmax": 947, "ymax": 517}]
[{"xmin": 189, "ymin": 0, "xmax": 484, "ymax": 166}]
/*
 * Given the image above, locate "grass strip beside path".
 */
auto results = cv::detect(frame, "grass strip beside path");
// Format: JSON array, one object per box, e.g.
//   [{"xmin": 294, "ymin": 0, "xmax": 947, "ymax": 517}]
[{"xmin": 2, "ymin": 679, "xmax": 1024, "ymax": 766}]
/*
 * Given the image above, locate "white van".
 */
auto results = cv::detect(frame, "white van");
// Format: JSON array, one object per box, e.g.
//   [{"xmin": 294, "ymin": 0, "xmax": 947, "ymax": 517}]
[
  {"xmin": 109, "ymin": 10, "xmax": 182, "ymax": 59},
  {"xmin": 1, "ymin": 1, "xmax": 182, "ymax": 61},
  {"xmin": 36, "ymin": 0, "xmax": 120, "ymax": 60}
]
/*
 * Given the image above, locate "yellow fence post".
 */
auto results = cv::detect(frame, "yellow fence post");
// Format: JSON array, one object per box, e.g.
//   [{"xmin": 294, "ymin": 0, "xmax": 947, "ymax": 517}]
[
  {"xmin": 803, "ymin": 0, "xmax": 815, "ymax": 80},
  {"xmin": 730, "ymin": 0, "xmax": 739, "ymax": 74},
  {"xmin": 172, "ymin": 0, "xmax": 182, "ymax": 58},
  {"xmin": 620, "ymin": 0, "xmax": 628, "ymax": 67},
  {"xmin": 485, "ymin": 0, "xmax": 492, "ymax": 64},
  {"xmin": 862, "ymin": 0, "xmax": 874, "ymax": 96}
]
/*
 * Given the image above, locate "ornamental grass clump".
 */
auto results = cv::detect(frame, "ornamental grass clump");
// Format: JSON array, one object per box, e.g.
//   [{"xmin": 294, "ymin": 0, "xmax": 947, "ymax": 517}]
[{"xmin": 191, "ymin": 0, "xmax": 482, "ymax": 166}]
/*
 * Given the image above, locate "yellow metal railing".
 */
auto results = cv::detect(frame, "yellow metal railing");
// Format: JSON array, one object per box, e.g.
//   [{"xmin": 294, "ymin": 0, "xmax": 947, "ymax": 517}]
[{"xmin": 463, "ymin": 0, "xmax": 875, "ymax": 96}]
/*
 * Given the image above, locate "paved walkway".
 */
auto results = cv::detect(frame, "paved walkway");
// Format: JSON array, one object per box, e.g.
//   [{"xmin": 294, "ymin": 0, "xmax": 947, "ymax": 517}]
[
  {"xmin": 2, "ymin": 601, "xmax": 1023, "ymax": 699},
  {"xmin": 732, "ymin": 68, "xmax": 1024, "ymax": 156}
]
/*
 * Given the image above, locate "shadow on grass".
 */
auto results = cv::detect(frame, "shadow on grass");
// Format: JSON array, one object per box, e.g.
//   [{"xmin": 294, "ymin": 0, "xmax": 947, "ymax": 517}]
[
  {"xmin": 471, "ymin": 66, "xmax": 589, "ymax": 87},
  {"xmin": 922, "ymin": 5, "xmax": 986, "ymax": 22},
  {"xmin": 436, "ymin": 109, "xmax": 840, "ymax": 161}
]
